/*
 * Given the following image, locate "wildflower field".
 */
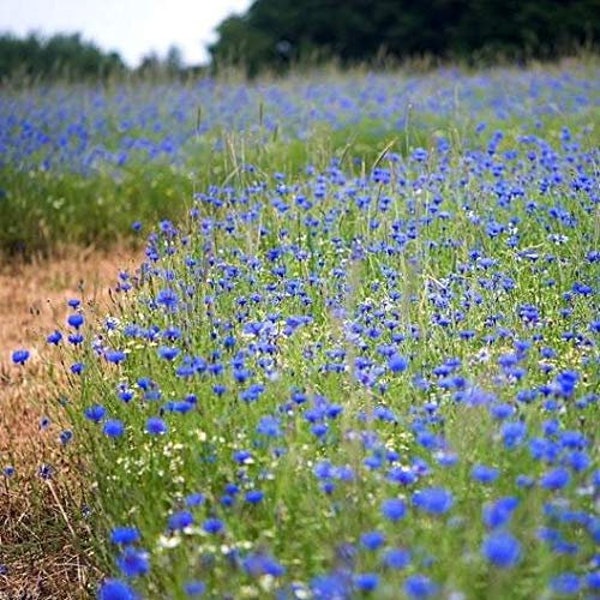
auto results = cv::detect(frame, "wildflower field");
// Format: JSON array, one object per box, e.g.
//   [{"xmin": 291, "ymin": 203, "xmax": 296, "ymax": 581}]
[{"xmin": 3, "ymin": 60, "xmax": 600, "ymax": 599}]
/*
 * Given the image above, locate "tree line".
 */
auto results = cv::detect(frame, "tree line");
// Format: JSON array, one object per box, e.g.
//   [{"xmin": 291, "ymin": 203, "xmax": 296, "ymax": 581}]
[
  {"xmin": 0, "ymin": 32, "xmax": 127, "ymax": 82},
  {"xmin": 209, "ymin": 0, "xmax": 600, "ymax": 76},
  {"xmin": 0, "ymin": 33, "xmax": 203, "ymax": 83},
  {"xmin": 2, "ymin": 1, "xmax": 598, "ymax": 83}
]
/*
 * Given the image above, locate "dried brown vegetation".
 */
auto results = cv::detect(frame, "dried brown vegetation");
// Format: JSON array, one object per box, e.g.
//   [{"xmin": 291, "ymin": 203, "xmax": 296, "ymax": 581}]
[{"xmin": 0, "ymin": 247, "xmax": 140, "ymax": 599}]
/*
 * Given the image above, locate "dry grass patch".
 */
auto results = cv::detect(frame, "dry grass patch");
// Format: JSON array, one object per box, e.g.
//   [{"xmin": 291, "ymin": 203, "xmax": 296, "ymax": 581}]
[{"xmin": 0, "ymin": 247, "xmax": 141, "ymax": 598}]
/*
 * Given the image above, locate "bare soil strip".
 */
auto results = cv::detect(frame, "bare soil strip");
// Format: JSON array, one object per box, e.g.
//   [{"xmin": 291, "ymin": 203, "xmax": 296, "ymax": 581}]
[{"xmin": 0, "ymin": 247, "xmax": 141, "ymax": 599}]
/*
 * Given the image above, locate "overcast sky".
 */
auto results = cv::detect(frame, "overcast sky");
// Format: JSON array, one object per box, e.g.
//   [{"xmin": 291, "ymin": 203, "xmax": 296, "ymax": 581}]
[{"xmin": 0, "ymin": 0, "xmax": 253, "ymax": 67}]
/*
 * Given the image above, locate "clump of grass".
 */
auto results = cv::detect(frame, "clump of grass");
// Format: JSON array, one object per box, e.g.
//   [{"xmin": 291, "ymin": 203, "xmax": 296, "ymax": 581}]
[
  {"xmin": 0, "ymin": 464, "xmax": 98, "ymax": 598},
  {"xmin": 0, "ymin": 363, "xmax": 98, "ymax": 598},
  {"xmin": 0, "ymin": 249, "xmax": 139, "ymax": 597}
]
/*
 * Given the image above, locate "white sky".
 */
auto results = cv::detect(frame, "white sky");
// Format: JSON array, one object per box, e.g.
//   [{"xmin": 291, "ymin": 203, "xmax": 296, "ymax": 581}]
[{"xmin": 0, "ymin": 0, "xmax": 253, "ymax": 67}]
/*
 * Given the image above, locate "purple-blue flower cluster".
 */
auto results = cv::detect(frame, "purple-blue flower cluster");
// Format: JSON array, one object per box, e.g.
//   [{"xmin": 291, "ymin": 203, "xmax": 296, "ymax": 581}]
[{"xmin": 1, "ymin": 65, "xmax": 599, "ymax": 175}]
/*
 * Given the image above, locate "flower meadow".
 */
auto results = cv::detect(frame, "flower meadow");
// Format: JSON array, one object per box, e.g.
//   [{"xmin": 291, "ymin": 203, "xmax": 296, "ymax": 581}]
[
  {"xmin": 5, "ymin": 62, "xmax": 600, "ymax": 598},
  {"xmin": 1, "ymin": 62, "xmax": 600, "ymax": 255}
]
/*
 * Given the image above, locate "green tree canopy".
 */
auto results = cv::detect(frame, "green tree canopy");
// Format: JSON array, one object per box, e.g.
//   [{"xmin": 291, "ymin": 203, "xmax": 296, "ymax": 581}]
[
  {"xmin": 209, "ymin": 0, "xmax": 600, "ymax": 75},
  {"xmin": 0, "ymin": 32, "xmax": 126, "ymax": 82}
]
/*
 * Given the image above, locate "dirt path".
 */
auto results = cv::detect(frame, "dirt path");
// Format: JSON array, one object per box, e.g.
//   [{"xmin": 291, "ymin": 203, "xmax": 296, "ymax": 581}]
[{"xmin": 0, "ymin": 246, "xmax": 142, "ymax": 598}]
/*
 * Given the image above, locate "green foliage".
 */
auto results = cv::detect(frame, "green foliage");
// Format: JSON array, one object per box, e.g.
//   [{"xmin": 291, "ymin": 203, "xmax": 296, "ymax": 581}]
[
  {"xmin": 0, "ymin": 32, "xmax": 126, "ymax": 83},
  {"xmin": 210, "ymin": 0, "xmax": 600, "ymax": 75},
  {"xmin": 0, "ymin": 166, "xmax": 188, "ymax": 257}
]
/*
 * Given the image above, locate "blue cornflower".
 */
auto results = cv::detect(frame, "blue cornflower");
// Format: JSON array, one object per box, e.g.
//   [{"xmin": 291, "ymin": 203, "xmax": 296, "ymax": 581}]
[
  {"xmin": 47, "ymin": 330, "xmax": 62, "ymax": 344},
  {"xmin": 233, "ymin": 367, "xmax": 251, "ymax": 383},
  {"xmin": 168, "ymin": 511, "xmax": 194, "ymax": 531},
  {"xmin": 554, "ymin": 371, "xmax": 578, "ymax": 397},
  {"xmin": 471, "ymin": 464, "xmax": 500, "ymax": 484},
  {"xmin": 68, "ymin": 334, "xmax": 84, "ymax": 346},
  {"xmin": 103, "ymin": 419, "xmax": 125, "ymax": 438},
  {"xmin": 116, "ymin": 547, "xmax": 149, "ymax": 577},
  {"xmin": 39, "ymin": 464, "xmax": 54, "ymax": 480},
  {"xmin": 381, "ymin": 498, "xmax": 407, "ymax": 521},
  {"xmin": 145, "ymin": 417, "xmax": 167, "ymax": 435},
  {"xmin": 482, "ymin": 497, "xmax": 519, "ymax": 529},
  {"xmin": 460, "ymin": 386, "xmax": 496, "ymax": 406},
  {"xmin": 157, "ymin": 346, "xmax": 180, "ymax": 361},
  {"xmin": 587, "ymin": 250, "xmax": 600, "ymax": 263},
  {"xmin": 412, "ymin": 487, "xmax": 454, "ymax": 515},
  {"xmin": 589, "ymin": 518, "xmax": 600, "ymax": 544},
  {"xmin": 110, "ymin": 526, "xmax": 140, "ymax": 545},
  {"xmin": 245, "ymin": 490, "xmax": 264, "ymax": 504},
  {"xmin": 481, "ymin": 531, "xmax": 521, "ymax": 568},
  {"xmin": 501, "ymin": 420, "xmax": 527, "ymax": 449},
  {"xmin": 233, "ymin": 450, "xmax": 253, "ymax": 464},
  {"xmin": 213, "ymin": 383, "xmax": 227, "ymax": 396},
  {"xmin": 311, "ymin": 423, "xmax": 328, "ymax": 438},
  {"xmin": 291, "ymin": 390, "xmax": 307, "ymax": 404},
  {"xmin": 67, "ymin": 313, "xmax": 84, "ymax": 329},
  {"xmin": 185, "ymin": 493, "xmax": 205, "ymax": 507},
  {"xmin": 382, "ymin": 548, "xmax": 411, "ymax": 569},
  {"xmin": 373, "ymin": 405, "xmax": 398, "ymax": 423},
  {"xmin": 243, "ymin": 553, "xmax": 286, "ymax": 577},
  {"xmin": 540, "ymin": 467, "xmax": 570, "ymax": 490},
  {"xmin": 137, "ymin": 377, "xmax": 153, "ymax": 391},
  {"xmin": 310, "ymin": 573, "xmax": 348, "ymax": 597},
  {"xmin": 11, "ymin": 349, "xmax": 30, "ymax": 365},
  {"xmin": 335, "ymin": 542, "xmax": 357, "ymax": 569},
  {"xmin": 118, "ymin": 387, "xmax": 135, "ymax": 403},
  {"xmin": 105, "ymin": 350, "xmax": 126, "ymax": 364},
  {"xmin": 97, "ymin": 578, "xmax": 137, "ymax": 599},
  {"xmin": 326, "ymin": 404, "xmax": 343, "ymax": 419},
  {"xmin": 550, "ymin": 572, "xmax": 581, "ymax": 595},
  {"xmin": 360, "ymin": 530, "xmax": 386, "ymax": 551},
  {"xmin": 84, "ymin": 404, "xmax": 106, "ymax": 422},
  {"xmin": 566, "ymin": 450, "xmax": 590, "ymax": 472},
  {"xmin": 387, "ymin": 466, "xmax": 418, "ymax": 485},
  {"xmin": 183, "ymin": 580, "xmax": 206, "ymax": 596},
  {"xmin": 586, "ymin": 571, "xmax": 600, "ymax": 591},
  {"xmin": 353, "ymin": 572, "xmax": 379, "ymax": 592},
  {"xmin": 256, "ymin": 415, "xmax": 281, "ymax": 437},
  {"xmin": 143, "ymin": 388, "xmax": 161, "ymax": 402},
  {"xmin": 559, "ymin": 430, "xmax": 587, "ymax": 449},
  {"xmin": 240, "ymin": 383, "xmax": 265, "ymax": 403},
  {"xmin": 203, "ymin": 518, "xmax": 224, "ymax": 534},
  {"xmin": 388, "ymin": 353, "xmax": 409, "ymax": 373},
  {"xmin": 411, "ymin": 148, "xmax": 429, "ymax": 162},
  {"xmin": 59, "ymin": 429, "xmax": 73, "ymax": 445},
  {"xmin": 224, "ymin": 483, "xmax": 239, "ymax": 496},
  {"xmin": 156, "ymin": 288, "xmax": 179, "ymax": 310},
  {"xmin": 220, "ymin": 494, "xmax": 235, "ymax": 507},
  {"xmin": 70, "ymin": 362, "xmax": 84, "ymax": 374},
  {"xmin": 404, "ymin": 574, "xmax": 438, "ymax": 598},
  {"xmin": 162, "ymin": 326, "xmax": 182, "ymax": 341}
]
